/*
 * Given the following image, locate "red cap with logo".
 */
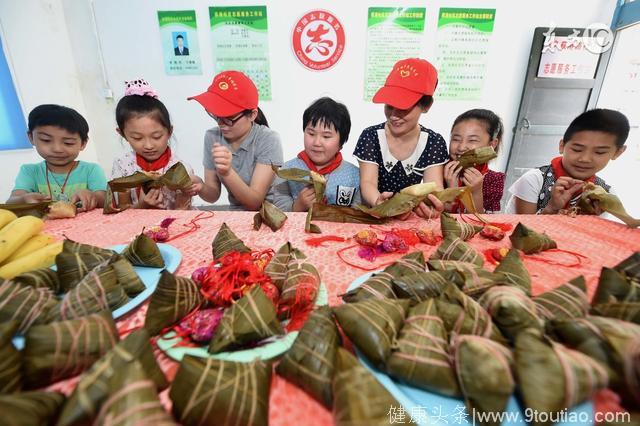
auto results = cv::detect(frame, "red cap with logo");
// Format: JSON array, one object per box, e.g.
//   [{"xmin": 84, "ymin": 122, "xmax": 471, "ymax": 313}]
[
  {"xmin": 372, "ymin": 58, "xmax": 438, "ymax": 110},
  {"xmin": 188, "ymin": 71, "xmax": 259, "ymax": 117}
]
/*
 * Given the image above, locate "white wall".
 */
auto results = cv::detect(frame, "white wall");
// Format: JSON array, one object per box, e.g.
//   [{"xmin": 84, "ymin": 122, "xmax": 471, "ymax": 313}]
[
  {"xmin": 0, "ymin": 0, "xmax": 99, "ymax": 200},
  {"xmin": 1, "ymin": 0, "xmax": 619, "ymax": 208}
]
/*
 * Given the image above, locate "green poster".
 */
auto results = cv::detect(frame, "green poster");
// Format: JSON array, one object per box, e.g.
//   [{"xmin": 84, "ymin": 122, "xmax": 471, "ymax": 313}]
[
  {"xmin": 157, "ymin": 10, "xmax": 202, "ymax": 76},
  {"xmin": 209, "ymin": 6, "xmax": 271, "ymax": 100},
  {"xmin": 435, "ymin": 8, "xmax": 496, "ymax": 100},
  {"xmin": 364, "ymin": 7, "xmax": 426, "ymax": 101}
]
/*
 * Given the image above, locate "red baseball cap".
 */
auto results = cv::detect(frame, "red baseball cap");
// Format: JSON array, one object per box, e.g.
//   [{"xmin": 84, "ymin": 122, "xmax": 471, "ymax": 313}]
[
  {"xmin": 372, "ymin": 58, "xmax": 438, "ymax": 110},
  {"xmin": 188, "ymin": 71, "xmax": 258, "ymax": 117}
]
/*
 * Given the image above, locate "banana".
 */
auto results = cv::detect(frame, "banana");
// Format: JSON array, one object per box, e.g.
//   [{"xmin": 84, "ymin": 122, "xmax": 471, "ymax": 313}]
[
  {"xmin": 0, "ymin": 241, "xmax": 63, "ymax": 279},
  {"xmin": 0, "ymin": 209, "xmax": 18, "ymax": 230},
  {"xmin": 0, "ymin": 216, "xmax": 45, "ymax": 264},
  {"xmin": 1, "ymin": 233, "xmax": 57, "ymax": 265}
]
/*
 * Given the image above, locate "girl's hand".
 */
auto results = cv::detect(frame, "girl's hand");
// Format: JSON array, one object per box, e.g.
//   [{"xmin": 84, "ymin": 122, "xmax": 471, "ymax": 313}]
[
  {"xmin": 141, "ymin": 188, "xmax": 165, "ymax": 209},
  {"xmin": 292, "ymin": 186, "xmax": 316, "ymax": 212},
  {"xmin": 444, "ymin": 161, "xmax": 462, "ymax": 188},
  {"xmin": 374, "ymin": 191, "xmax": 394, "ymax": 206},
  {"xmin": 71, "ymin": 190, "xmax": 97, "ymax": 212},
  {"xmin": 413, "ymin": 194, "xmax": 444, "ymax": 219},
  {"xmin": 184, "ymin": 176, "xmax": 204, "ymax": 196},
  {"xmin": 461, "ymin": 167, "xmax": 484, "ymax": 190},
  {"xmin": 212, "ymin": 143, "xmax": 232, "ymax": 177},
  {"xmin": 22, "ymin": 192, "xmax": 51, "ymax": 204}
]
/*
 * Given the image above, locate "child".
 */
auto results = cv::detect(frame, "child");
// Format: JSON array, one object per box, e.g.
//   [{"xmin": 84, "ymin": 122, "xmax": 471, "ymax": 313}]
[
  {"xmin": 444, "ymin": 109, "xmax": 505, "ymax": 213},
  {"xmin": 7, "ymin": 104, "xmax": 106, "ymax": 211},
  {"xmin": 353, "ymin": 58, "xmax": 449, "ymax": 219},
  {"xmin": 272, "ymin": 97, "xmax": 361, "ymax": 211},
  {"xmin": 189, "ymin": 70, "xmax": 283, "ymax": 211},
  {"xmin": 505, "ymin": 108, "xmax": 629, "ymax": 214},
  {"xmin": 111, "ymin": 79, "xmax": 203, "ymax": 210}
]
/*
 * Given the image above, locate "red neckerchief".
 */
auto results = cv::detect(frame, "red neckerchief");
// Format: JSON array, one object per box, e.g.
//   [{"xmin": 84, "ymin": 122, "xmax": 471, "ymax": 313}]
[
  {"xmin": 297, "ymin": 151, "xmax": 343, "ymax": 175},
  {"xmin": 136, "ymin": 147, "xmax": 172, "ymax": 172},
  {"xmin": 550, "ymin": 156, "xmax": 595, "ymax": 208},
  {"xmin": 451, "ymin": 163, "xmax": 490, "ymax": 213}
]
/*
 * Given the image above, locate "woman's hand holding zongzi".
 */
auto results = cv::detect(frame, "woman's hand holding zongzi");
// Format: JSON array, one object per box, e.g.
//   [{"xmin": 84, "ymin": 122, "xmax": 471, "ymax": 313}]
[
  {"xmin": 183, "ymin": 175, "xmax": 204, "ymax": 197},
  {"xmin": 374, "ymin": 191, "xmax": 394, "ymax": 206},
  {"xmin": 414, "ymin": 194, "xmax": 444, "ymax": 219}
]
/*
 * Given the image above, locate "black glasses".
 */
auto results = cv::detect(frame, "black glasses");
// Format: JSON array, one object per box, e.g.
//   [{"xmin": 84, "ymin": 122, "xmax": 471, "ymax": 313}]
[{"xmin": 207, "ymin": 111, "xmax": 247, "ymax": 126}]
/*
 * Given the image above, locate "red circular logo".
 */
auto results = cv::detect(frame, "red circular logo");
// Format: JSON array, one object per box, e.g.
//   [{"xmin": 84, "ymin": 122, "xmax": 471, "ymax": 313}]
[{"xmin": 292, "ymin": 10, "xmax": 345, "ymax": 71}]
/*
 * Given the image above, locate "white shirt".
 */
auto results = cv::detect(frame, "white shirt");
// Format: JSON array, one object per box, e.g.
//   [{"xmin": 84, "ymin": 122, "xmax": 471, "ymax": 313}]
[{"xmin": 505, "ymin": 168, "xmax": 618, "ymax": 221}]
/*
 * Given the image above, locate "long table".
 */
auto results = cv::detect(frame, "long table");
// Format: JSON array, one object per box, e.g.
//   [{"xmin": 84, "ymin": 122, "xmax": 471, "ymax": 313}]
[{"xmin": 43, "ymin": 209, "xmax": 640, "ymax": 424}]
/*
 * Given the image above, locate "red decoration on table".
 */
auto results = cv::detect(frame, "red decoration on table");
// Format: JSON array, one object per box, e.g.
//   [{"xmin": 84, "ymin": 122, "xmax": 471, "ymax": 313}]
[
  {"xmin": 143, "ymin": 212, "xmax": 214, "ymax": 243},
  {"xmin": 484, "ymin": 247, "xmax": 510, "ymax": 264},
  {"xmin": 200, "ymin": 250, "xmax": 275, "ymax": 307},
  {"xmin": 480, "ymin": 225, "xmax": 506, "ymax": 241},
  {"xmin": 304, "ymin": 235, "xmax": 348, "ymax": 247}
]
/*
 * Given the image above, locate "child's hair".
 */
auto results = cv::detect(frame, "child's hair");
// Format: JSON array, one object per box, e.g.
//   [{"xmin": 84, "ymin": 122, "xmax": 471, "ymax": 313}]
[
  {"xmin": 451, "ymin": 108, "xmax": 504, "ymax": 152},
  {"xmin": 302, "ymin": 97, "xmax": 351, "ymax": 147},
  {"xmin": 115, "ymin": 95, "xmax": 172, "ymax": 132},
  {"xmin": 564, "ymin": 108, "xmax": 630, "ymax": 148},
  {"xmin": 28, "ymin": 104, "xmax": 89, "ymax": 142}
]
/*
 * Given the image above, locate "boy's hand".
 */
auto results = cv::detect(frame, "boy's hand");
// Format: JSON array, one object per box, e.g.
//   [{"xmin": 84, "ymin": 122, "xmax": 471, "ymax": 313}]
[
  {"xmin": 413, "ymin": 194, "xmax": 444, "ymax": 219},
  {"xmin": 71, "ymin": 190, "xmax": 97, "ymax": 212},
  {"xmin": 183, "ymin": 175, "xmax": 204, "ymax": 196},
  {"xmin": 293, "ymin": 186, "xmax": 316, "ymax": 212},
  {"xmin": 140, "ymin": 188, "xmax": 165, "ymax": 209},
  {"xmin": 544, "ymin": 177, "xmax": 584, "ymax": 214},
  {"xmin": 212, "ymin": 144, "xmax": 232, "ymax": 177},
  {"xmin": 374, "ymin": 191, "xmax": 394, "ymax": 206},
  {"xmin": 461, "ymin": 167, "xmax": 484, "ymax": 190},
  {"xmin": 444, "ymin": 161, "xmax": 462, "ymax": 188},
  {"xmin": 22, "ymin": 192, "xmax": 51, "ymax": 204}
]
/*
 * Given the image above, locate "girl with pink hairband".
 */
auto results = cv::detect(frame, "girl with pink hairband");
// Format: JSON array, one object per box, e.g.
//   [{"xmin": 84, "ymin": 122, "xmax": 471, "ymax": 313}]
[{"xmin": 110, "ymin": 79, "xmax": 204, "ymax": 209}]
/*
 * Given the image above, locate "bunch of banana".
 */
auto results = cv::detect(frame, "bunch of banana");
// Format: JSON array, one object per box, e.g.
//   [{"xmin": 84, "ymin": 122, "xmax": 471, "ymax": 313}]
[{"xmin": 0, "ymin": 210, "xmax": 62, "ymax": 279}]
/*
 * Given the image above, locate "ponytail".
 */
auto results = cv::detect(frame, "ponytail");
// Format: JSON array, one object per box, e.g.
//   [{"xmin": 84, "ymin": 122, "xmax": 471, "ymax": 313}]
[{"xmin": 254, "ymin": 107, "xmax": 269, "ymax": 127}]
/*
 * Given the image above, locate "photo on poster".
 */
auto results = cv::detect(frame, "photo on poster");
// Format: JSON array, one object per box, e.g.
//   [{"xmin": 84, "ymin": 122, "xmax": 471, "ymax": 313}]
[
  {"xmin": 157, "ymin": 10, "xmax": 202, "ymax": 75},
  {"xmin": 172, "ymin": 31, "xmax": 190, "ymax": 56}
]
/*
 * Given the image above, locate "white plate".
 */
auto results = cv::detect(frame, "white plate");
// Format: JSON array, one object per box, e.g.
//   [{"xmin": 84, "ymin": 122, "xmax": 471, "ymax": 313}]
[
  {"xmin": 156, "ymin": 282, "xmax": 328, "ymax": 363},
  {"xmin": 347, "ymin": 272, "xmax": 593, "ymax": 426}
]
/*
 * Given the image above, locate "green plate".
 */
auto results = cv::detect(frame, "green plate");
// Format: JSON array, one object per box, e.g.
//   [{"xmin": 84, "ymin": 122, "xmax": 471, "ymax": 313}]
[{"xmin": 156, "ymin": 282, "xmax": 328, "ymax": 362}]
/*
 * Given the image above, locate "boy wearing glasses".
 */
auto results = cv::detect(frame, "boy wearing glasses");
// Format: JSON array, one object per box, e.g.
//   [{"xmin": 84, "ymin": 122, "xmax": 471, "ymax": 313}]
[{"xmin": 189, "ymin": 71, "xmax": 283, "ymax": 210}]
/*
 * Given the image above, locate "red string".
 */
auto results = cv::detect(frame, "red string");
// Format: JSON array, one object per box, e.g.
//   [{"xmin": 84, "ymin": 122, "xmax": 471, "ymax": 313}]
[
  {"xmin": 165, "ymin": 211, "xmax": 215, "ymax": 242},
  {"xmin": 458, "ymin": 213, "xmax": 513, "ymax": 232},
  {"xmin": 524, "ymin": 248, "xmax": 587, "ymax": 268},
  {"xmin": 304, "ymin": 235, "xmax": 347, "ymax": 247},
  {"xmin": 200, "ymin": 250, "xmax": 274, "ymax": 307}
]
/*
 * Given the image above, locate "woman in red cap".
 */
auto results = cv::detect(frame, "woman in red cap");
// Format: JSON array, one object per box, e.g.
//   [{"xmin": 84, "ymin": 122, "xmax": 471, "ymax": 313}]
[
  {"xmin": 189, "ymin": 71, "xmax": 283, "ymax": 210},
  {"xmin": 353, "ymin": 58, "xmax": 449, "ymax": 218}
]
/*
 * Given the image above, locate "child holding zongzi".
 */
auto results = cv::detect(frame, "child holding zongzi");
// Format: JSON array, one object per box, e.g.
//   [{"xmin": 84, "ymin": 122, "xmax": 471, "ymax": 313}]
[
  {"xmin": 444, "ymin": 109, "xmax": 505, "ymax": 213},
  {"xmin": 111, "ymin": 79, "xmax": 203, "ymax": 210},
  {"xmin": 505, "ymin": 108, "xmax": 629, "ymax": 215},
  {"xmin": 272, "ymin": 97, "xmax": 361, "ymax": 211},
  {"xmin": 7, "ymin": 104, "xmax": 107, "ymax": 211}
]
